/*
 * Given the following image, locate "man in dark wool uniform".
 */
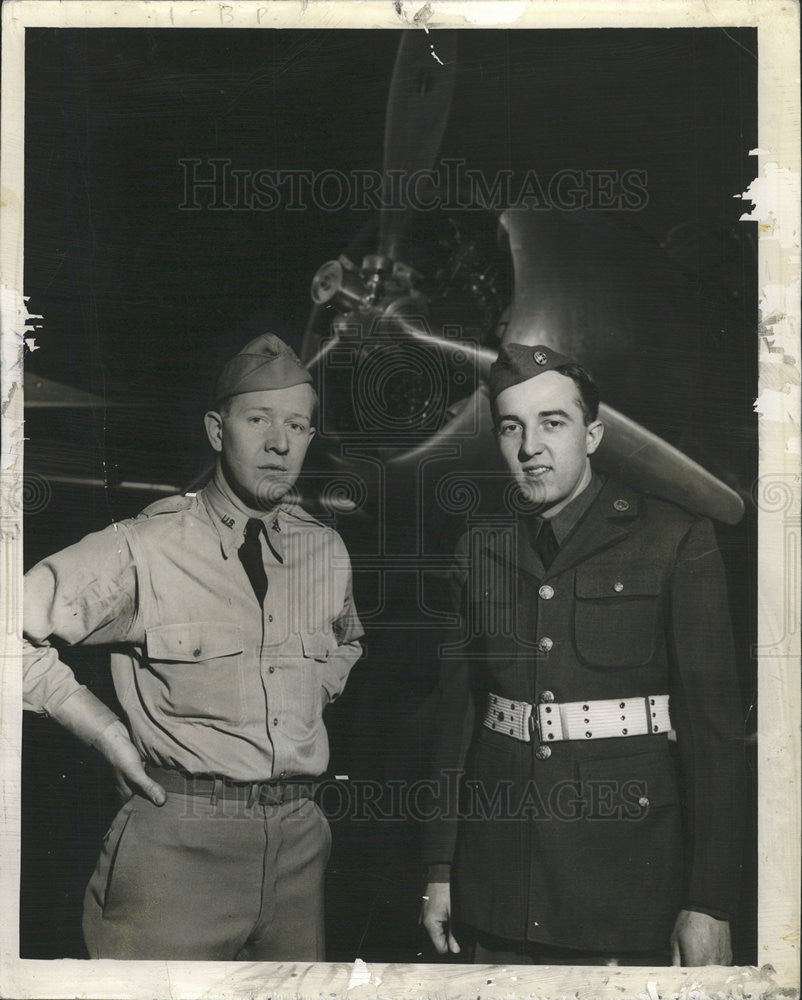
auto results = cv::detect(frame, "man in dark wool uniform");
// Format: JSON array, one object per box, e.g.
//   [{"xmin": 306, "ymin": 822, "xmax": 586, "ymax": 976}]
[
  {"xmin": 421, "ymin": 343, "xmax": 743, "ymax": 966},
  {"xmin": 23, "ymin": 334, "xmax": 363, "ymax": 960}
]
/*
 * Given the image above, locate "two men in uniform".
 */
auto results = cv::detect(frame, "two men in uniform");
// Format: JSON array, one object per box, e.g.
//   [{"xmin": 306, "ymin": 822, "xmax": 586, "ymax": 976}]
[
  {"xmin": 23, "ymin": 334, "xmax": 363, "ymax": 960},
  {"xmin": 23, "ymin": 334, "xmax": 743, "ymax": 964},
  {"xmin": 421, "ymin": 344, "xmax": 744, "ymax": 966}
]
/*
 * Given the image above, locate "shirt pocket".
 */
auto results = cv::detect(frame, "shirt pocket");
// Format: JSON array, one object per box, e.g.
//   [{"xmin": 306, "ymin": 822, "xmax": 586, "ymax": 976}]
[
  {"xmin": 300, "ymin": 630, "xmax": 333, "ymax": 662},
  {"xmin": 144, "ymin": 621, "xmax": 245, "ymax": 726},
  {"xmin": 300, "ymin": 629, "xmax": 334, "ymax": 707},
  {"xmin": 573, "ymin": 565, "xmax": 663, "ymax": 668}
]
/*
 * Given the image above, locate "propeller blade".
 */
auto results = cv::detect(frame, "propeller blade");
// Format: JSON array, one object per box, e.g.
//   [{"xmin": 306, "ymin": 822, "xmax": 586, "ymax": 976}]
[
  {"xmin": 31, "ymin": 473, "xmax": 181, "ymax": 494},
  {"xmin": 595, "ymin": 404, "xmax": 745, "ymax": 524},
  {"xmin": 24, "ymin": 373, "xmax": 117, "ymax": 408},
  {"xmin": 378, "ymin": 30, "xmax": 457, "ymax": 261},
  {"xmin": 389, "ymin": 385, "xmax": 745, "ymax": 524},
  {"xmin": 396, "ymin": 316, "xmax": 497, "ymax": 378}
]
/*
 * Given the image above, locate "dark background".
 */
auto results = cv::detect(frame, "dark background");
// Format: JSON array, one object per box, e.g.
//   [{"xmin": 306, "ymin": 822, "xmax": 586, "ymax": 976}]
[{"xmin": 21, "ymin": 27, "xmax": 757, "ymax": 963}]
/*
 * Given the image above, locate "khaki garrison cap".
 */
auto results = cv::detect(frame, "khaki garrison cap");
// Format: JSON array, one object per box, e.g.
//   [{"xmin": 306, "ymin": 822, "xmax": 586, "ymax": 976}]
[
  {"xmin": 215, "ymin": 333, "xmax": 312, "ymax": 403},
  {"xmin": 488, "ymin": 343, "xmax": 576, "ymax": 402}
]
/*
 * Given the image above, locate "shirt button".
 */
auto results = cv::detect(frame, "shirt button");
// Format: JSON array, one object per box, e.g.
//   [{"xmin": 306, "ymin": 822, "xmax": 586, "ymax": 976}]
[
  {"xmin": 538, "ymin": 585, "xmax": 554, "ymax": 600},
  {"xmin": 538, "ymin": 636, "xmax": 553, "ymax": 653},
  {"xmin": 539, "ymin": 690, "xmax": 555, "ymax": 704},
  {"xmin": 535, "ymin": 745, "xmax": 551, "ymax": 761},
  {"xmin": 193, "ymin": 647, "xmax": 202, "ymax": 657},
  {"xmin": 272, "ymin": 717, "xmax": 279, "ymax": 727},
  {"xmin": 267, "ymin": 614, "xmax": 274, "ymax": 623},
  {"xmin": 268, "ymin": 665, "xmax": 276, "ymax": 674}
]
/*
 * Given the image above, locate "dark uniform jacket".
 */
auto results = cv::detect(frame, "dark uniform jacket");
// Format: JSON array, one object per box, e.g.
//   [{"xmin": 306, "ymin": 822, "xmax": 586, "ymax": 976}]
[{"xmin": 423, "ymin": 475, "xmax": 744, "ymax": 953}]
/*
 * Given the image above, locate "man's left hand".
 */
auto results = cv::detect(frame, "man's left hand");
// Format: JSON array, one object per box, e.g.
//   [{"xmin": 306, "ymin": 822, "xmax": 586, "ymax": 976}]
[{"xmin": 670, "ymin": 910, "xmax": 732, "ymax": 966}]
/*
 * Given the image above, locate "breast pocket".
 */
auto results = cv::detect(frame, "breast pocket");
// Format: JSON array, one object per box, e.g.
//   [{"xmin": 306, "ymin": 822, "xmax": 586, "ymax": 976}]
[
  {"xmin": 145, "ymin": 621, "xmax": 245, "ymax": 726},
  {"xmin": 573, "ymin": 565, "xmax": 663, "ymax": 668},
  {"xmin": 300, "ymin": 629, "xmax": 334, "ymax": 708}
]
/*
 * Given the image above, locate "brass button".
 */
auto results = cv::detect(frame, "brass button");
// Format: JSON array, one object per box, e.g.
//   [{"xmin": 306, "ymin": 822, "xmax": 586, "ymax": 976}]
[
  {"xmin": 538, "ymin": 584, "xmax": 554, "ymax": 600},
  {"xmin": 638, "ymin": 796, "xmax": 649, "ymax": 808},
  {"xmin": 538, "ymin": 636, "xmax": 553, "ymax": 653},
  {"xmin": 539, "ymin": 690, "xmax": 555, "ymax": 704},
  {"xmin": 535, "ymin": 745, "xmax": 551, "ymax": 761},
  {"xmin": 613, "ymin": 581, "xmax": 624, "ymax": 593},
  {"xmin": 613, "ymin": 499, "xmax": 630, "ymax": 512}
]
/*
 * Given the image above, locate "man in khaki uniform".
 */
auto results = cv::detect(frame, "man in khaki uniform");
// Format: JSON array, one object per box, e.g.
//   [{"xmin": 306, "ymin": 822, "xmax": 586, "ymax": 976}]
[{"xmin": 24, "ymin": 334, "xmax": 363, "ymax": 960}]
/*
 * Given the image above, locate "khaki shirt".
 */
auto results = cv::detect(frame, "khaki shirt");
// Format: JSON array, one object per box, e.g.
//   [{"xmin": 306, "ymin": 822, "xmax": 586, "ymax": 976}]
[{"xmin": 23, "ymin": 482, "xmax": 364, "ymax": 780}]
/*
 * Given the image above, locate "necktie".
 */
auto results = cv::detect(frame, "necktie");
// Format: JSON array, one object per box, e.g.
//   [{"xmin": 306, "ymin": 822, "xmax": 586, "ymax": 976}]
[
  {"xmin": 238, "ymin": 518, "xmax": 268, "ymax": 605},
  {"xmin": 533, "ymin": 517, "xmax": 559, "ymax": 572}
]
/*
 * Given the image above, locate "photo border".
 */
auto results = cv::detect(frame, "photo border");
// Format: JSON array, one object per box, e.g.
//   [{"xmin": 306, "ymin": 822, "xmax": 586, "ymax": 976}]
[{"xmin": 1, "ymin": 1, "xmax": 799, "ymax": 996}]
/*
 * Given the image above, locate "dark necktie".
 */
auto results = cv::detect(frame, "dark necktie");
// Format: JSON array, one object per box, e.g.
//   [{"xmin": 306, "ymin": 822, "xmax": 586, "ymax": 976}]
[
  {"xmin": 533, "ymin": 517, "xmax": 559, "ymax": 572},
  {"xmin": 238, "ymin": 518, "xmax": 268, "ymax": 605}
]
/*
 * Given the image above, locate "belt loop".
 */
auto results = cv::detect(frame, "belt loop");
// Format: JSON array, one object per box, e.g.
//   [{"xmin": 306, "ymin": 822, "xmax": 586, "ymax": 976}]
[
  {"xmin": 210, "ymin": 776, "xmax": 224, "ymax": 807},
  {"xmin": 247, "ymin": 782, "xmax": 259, "ymax": 809},
  {"xmin": 528, "ymin": 706, "xmax": 539, "ymax": 744}
]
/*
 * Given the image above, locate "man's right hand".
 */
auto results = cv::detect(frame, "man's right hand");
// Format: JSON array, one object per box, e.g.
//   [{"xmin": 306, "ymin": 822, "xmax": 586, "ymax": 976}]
[
  {"xmin": 421, "ymin": 881, "xmax": 461, "ymax": 955},
  {"xmin": 94, "ymin": 721, "xmax": 166, "ymax": 806}
]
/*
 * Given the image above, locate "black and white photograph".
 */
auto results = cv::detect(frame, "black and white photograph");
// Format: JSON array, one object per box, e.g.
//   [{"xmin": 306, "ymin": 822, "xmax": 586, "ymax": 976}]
[{"xmin": 1, "ymin": 2, "xmax": 799, "ymax": 997}]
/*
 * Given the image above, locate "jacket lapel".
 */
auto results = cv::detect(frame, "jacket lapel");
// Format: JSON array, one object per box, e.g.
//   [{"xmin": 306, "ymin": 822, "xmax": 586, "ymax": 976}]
[
  {"xmin": 545, "ymin": 478, "xmax": 640, "ymax": 578},
  {"xmin": 475, "ymin": 478, "xmax": 641, "ymax": 585}
]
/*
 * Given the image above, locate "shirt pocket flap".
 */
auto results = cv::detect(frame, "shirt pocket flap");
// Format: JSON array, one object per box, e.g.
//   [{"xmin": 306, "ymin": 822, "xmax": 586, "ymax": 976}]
[
  {"xmin": 300, "ymin": 631, "xmax": 332, "ymax": 662},
  {"xmin": 146, "ymin": 621, "xmax": 243, "ymax": 662},
  {"xmin": 575, "ymin": 565, "xmax": 664, "ymax": 599}
]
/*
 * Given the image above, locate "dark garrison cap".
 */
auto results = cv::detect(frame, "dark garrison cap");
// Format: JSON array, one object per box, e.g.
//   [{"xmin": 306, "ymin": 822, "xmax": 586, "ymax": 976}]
[
  {"xmin": 215, "ymin": 333, "xmax": 313, "ymax": 403},
  {"xmin": 488, "ymin": 343, "xmax": 576, "ymax": 401}
]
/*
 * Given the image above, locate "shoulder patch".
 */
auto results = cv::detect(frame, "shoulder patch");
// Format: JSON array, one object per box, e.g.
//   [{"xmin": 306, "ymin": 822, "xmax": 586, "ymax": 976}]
[{"xmin": 137, "ymin": 494, "xmax": 196, "ymax": 519}]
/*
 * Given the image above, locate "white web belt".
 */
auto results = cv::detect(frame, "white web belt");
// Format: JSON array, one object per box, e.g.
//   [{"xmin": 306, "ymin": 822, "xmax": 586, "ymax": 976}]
[{"xmin": 483, "ymin": 693, "xmax": 671, "ymax": 743}]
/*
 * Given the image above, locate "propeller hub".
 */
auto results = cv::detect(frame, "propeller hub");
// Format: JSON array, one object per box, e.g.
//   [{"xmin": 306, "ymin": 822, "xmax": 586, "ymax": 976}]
[{"xmin": 311, "ymin": 260, "xmax": 368, "ymax": 311}]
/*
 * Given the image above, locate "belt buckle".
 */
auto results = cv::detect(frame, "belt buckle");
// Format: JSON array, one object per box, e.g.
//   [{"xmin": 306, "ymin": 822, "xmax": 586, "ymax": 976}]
[{"xmin": 527, "ymin": 704, "xmax": 540, "ymax": 745}]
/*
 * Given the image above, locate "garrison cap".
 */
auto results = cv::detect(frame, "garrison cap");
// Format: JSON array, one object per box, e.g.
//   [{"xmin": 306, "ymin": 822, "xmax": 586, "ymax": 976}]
[
  {"xmin": 488, "ymin": 343, "xmax": 576, "ymax": 401},
  {"xmin": 215, "ymin": 333, "xmax": 312, "ymax": 403}
]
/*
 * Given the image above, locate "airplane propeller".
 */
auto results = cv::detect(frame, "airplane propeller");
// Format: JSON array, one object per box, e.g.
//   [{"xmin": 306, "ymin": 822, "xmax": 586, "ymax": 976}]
[{"xmin": 303, "ymin": 31, "xmax": 746, "ymax": 526}]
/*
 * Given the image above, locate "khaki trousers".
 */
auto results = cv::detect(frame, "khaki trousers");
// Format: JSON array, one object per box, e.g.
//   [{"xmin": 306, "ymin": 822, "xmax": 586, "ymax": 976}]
[{"xmin": 83, "ymin": 790, "xmax": 330, "ymax": 960}]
